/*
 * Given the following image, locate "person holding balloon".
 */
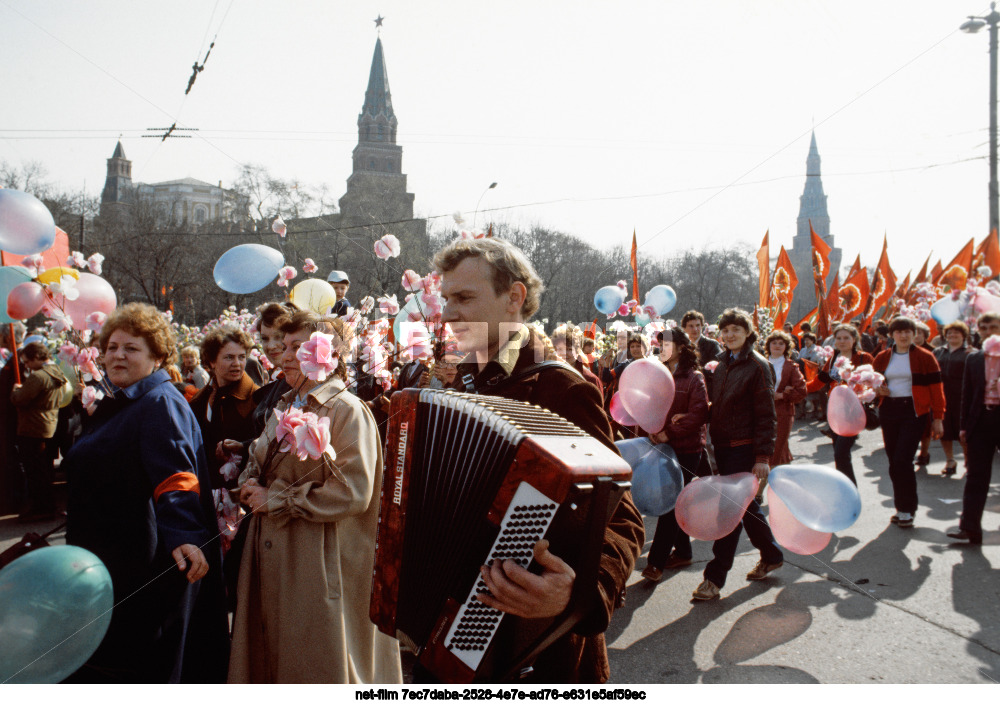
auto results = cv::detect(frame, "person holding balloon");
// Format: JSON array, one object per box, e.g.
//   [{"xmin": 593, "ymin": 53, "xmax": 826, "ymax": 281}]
[
  {"xmin": 63, "ymin": 303, "xmax": 230, "ymax": 682},
  {"xmin": 641, "ymin": 327, "xmax": 709, "ymax": 582},
  {"xmin": 764, "ymin": 330, "xmax": 807, "ymax": 468},
  {"xmin": 692, "ymin": 308, "xmax": 783, "ymax": 601},
  {"xmin": 818, "ymin": 324, "xmax": 873, "ymax": 485},
  {"xmin": 872, "ymin": 316, "xmax": 946, "ymax": 529}
]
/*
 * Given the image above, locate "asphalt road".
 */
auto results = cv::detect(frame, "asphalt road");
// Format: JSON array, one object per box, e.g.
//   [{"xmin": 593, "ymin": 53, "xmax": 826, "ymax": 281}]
[{"xmin": 2, "ymin": 416, "xmax": 998, "ymax": 684}]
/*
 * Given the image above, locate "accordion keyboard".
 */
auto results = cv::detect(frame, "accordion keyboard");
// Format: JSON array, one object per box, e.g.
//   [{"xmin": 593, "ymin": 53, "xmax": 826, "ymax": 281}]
[{"xmin": 442, "ymin": 481, "xmax": 557, "ymax": 671}]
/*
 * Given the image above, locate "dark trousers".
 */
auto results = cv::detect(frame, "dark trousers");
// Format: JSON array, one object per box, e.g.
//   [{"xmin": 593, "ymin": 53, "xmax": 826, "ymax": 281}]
[
  {"xmin": 703, "ymin": 444, "xmax": 783, "ymax": 588},
  {"xmin": 17, "ymin": 435, "xmax": 54, "ymax": 515},
  {"xmin": 879, "ymin": 397, "xmax": 929, "ymax": 514},
  {"xmin": 960, "ymin": 407, "xmax": 1000, "ymax": 535},
  {"xmin": 647, "ymin": 451, "xmax": 702, "ymax": 566},
  {"xmin": 832, "ymin": 433, "xmax": 858, "ymax": 486}
]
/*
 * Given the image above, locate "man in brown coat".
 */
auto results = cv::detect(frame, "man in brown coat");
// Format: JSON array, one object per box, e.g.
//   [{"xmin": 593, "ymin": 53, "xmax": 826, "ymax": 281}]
[
  {"xmin": 11, "ymin": 340, "xmax": 68, "ymax": 520},
  {"xmin": 434, "ymin": 237, "xmax": 644, "ymax": 684}
]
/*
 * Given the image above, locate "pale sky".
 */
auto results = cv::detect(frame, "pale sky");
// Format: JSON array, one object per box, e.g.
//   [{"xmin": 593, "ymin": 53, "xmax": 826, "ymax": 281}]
[{"xmin": 0, "ymin": 0, "xmax": 996, "ymax": 278}]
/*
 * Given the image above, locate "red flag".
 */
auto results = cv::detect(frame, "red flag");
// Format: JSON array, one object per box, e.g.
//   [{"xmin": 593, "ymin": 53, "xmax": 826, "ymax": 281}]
[
  {"xmin": 630, "ymin": 230, "xmax": 639, "ymax": 302},
  {"xmin": 584, "ymin": 318, "xmax": 598, "ymax": 340},
  {"xmin": 934, "ymin": 238, "xmax": 974, "ymax": 290},
  {"xmin": 757, "ymin": 231, "xmax": 771, "ymax": 308},
  {"xmin": 1, "ymin": 226, "xmax": 71, "ymax": 269},
  {"xmin": 895, "ymin": 271, "xmax": 911, "ymax": 300},
  {"xmin": 792, "ymin": 307, "xmax": 817, "ymax": 338},
  {"xmin": 826, "ymin": 273, "xmax": 843, "ymax": 324},
  {"xmin": 771, "ymin": 246, "xmax": 798, "ymax": 328},
  {"xmin": 845, "ymin": 254, "xmax": 862, "ymax": 280},
  {"xmin": 931, "ymin": 259, "xmax": 943, "ymax": 282},
  {"xmin": 863, "ymin": 235, "xmax": 897, "ymax": 329},
  {"xmin": 840, "ymin": 266, "xmax": 870, "ymax": 323},
  {"xmin": 810, "ymin": 221, "xmax": 832, "ymax": 298},
  {"xmin": 973, "ymin": 228, "xmax": 1000, "ymax": 277},
  {"xmin": 913, "ymin": 254, "xmax": 931, "ymax": 285},
  {"xmin": 802, "ymin": 359, "xmax": 824, "ymax": 393}
]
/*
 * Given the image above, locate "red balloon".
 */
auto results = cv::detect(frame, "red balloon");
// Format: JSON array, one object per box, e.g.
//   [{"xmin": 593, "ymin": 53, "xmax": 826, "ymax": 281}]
[
  {"xmin": 827, "ymin": 385, "xmax": 866, "ymax": 436},
  {"xmin": 675, "ymin": 472, "xmax": 759, "ymax": 541},
  {"xmin": 618, "ymin": 358, "xmax": 675, "ymax": 433},
  {"xmin": 7, "ymin": 281, "xmax": 47, "ymax": 319},
  {"xmin": 609, "ymin": 392, "xmax": 638, "ymax": 426},
  {"xmin": 766, "ymin": 486, "xmax": 831, "ymax": 555}
]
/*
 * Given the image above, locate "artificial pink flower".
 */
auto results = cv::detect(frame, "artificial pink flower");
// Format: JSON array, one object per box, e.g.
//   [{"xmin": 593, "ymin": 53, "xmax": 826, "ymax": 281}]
[
  {"xmin": 58, "ymin": 343, "xmax": 79, "ymax": 364},
  {"xmin": 87, "ymin": 253, "xmax": 104, "ymax": 275},
  {"xmin": 82, "ymin": 386, "xmax": 104, "ymax": 415},
  {"xmin": 378, "ymin": 294, "xmax": 400, "ymax": 316},
  {"xmin": 219, "ymin": 451, "xmax": 243, "ymax": 482},
  {"xmin": 402, "ymin": 269, "xmax": 424, "ymax": 292},
  {"xmin": 272, "ymin": 216, "xmax": 287, "ymax": 238},
  {"xmin": 21, "ymin": 254, "xmax": 44, "ymax": 277},
  {"xmin": 704, "ymin": 360, "xmax": 719, "ymax": 372},
  {"xmin": 49, "ymin": 311, "xmax": 73, "ymax": 333},
  {"xmin": 276, "ymin": 266, "xmax": 297, "ymax": 287},
  {"xmin": 274, "ymin": 406, "xmax": 308, "ymax": 449},
  {"xmin": 76, "ymin": 347, "xmax": 101, "ymax": 382},
  {"xmin": 359, "ymin": 296, "xmax": 375, "ymax": 315},
  {"xmin": 858, "ymin": 388, "xmax": 877, "ymax": 404},
  {"xmin": 984, "ymin": 334, "xmax": 1000, "ymax": 357},
  {"xmin": 296, "ymin": 331, "xmax": 339, "ymax": 382},
  {"xmin": 86, "ymin": 311, "xmax": 107, "ymax": 333},
  {"xmin": 302, "ymin": 258, "xmax": 318, "ymax": 274},
  {"xmin": 67, "ymin": 251, "xmax": 87, "ymax": 268},
  {"xmin": 292, "ymin": 413, "xmax": 333, "ymax": 461},
  {"xmin": 403, "ymin": 324, "xmax": 434, "ymax": 361},
  {"xmin": 374, "ymin": 234, "xmax": 401, "ymax": 260},
  {"xmin": 423, "ymin": 271, "xmax": 442, "ymax": 295},
  {"xmin": 978, "ymin": 265, "xmax": 993, "ymax": 279},
  {"xmin": 420, "ymin": 293, "xmax": 444, "ymax": 319}
]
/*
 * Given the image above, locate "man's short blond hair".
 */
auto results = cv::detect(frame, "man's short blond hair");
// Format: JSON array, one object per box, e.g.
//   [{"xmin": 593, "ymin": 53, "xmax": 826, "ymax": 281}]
[{"xmin": 432, "ymin": 237, "xmax": 544, "ymax": 318}]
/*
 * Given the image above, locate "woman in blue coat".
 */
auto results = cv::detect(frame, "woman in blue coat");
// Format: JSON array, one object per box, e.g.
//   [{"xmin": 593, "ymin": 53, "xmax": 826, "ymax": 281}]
[{"xmin": 64, "ymin": 303, "xmax": 229, "ymax": 683}]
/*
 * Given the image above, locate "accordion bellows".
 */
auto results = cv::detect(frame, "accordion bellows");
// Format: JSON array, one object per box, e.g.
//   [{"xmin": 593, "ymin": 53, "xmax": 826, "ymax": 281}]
[{"xmin": 371, "ymin": 389, "xmax": 631, "ymax": 683}]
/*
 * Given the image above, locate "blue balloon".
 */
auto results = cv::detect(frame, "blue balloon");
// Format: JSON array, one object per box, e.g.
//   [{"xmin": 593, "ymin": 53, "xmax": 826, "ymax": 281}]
[
  {"xmin": 615, "ymin": 436, "xmax": 654, "ymax": 468},
  {"xmin": 768, "ymin": 463, "xmax": 862, "ymax": 532},
  {"xmin": 929, "ymin": 296, "xmax": 961, "ymax": 327},
  {"xmin": 634, "ymin": 311, "xmax": 652, "ymax": 327},
  {"xmin": 644, "ymin": 285, "xmax": 677, "ymax": 316},
  {"xmin": 594, "ymin": 285, "xmax": 625, "ymax": 315},
  {"xmin": 0, "ymin": 265, "xmax": 34, "ymax": 324},
  {"xmin": 0, "ymin": 545, "xmax": 114, "ymax": 683},
  {"xmin": 213, "ymin": 244, "xmax": 285, "ymax": 294},
  {"xmin": 629, "ymin": 443, "xmax": 684, "ymax": 516},
  {"xmin": 0, "ymin": 189, "xmax": 56, "ymax": 255}
]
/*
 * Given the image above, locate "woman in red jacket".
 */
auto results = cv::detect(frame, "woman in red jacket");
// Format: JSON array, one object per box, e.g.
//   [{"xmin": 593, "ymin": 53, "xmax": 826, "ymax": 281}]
[
  {"xmin": 818, "ymin": 324, "xmax": 874, "ymax": 485},
  {"xmin": 873, "ymin": 316, "xmax": 946, "ymax": 528},
  {"xmin": 764, "ymin": 330, "xmax": 807, "ymax": 467},
  {"xmin": 642, "ymin": 327, "xmax": 710, "ymax": 582}
]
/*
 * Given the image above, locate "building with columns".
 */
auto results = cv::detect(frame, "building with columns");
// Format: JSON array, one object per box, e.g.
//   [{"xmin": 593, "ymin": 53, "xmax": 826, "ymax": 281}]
[{"xmin": 785, "ymin": 132, "xmax": 843, "ymax": 324}]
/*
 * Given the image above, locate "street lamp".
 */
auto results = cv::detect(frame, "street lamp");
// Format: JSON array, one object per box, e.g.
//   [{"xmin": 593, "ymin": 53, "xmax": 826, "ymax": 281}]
[
  {"xmin": 473, "ymin": 182, "xmax": 498, "ymax": 231},
  {"xmin": 962, "ymin": 3, "xmax": 1000, "ymax": 235}
]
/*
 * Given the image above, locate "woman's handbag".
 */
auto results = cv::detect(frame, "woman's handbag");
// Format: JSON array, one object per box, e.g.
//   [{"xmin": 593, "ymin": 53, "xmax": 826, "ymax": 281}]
[{"xmin": 863, "ymin": 403, "xmax": 880, "ymax": 430}]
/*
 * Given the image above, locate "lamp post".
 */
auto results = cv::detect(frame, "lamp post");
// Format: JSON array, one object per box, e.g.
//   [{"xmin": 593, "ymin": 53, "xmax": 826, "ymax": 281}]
[
  {"xmin": 962, "ymin": 3, "xmax": 1000, "ymax": 236},
  {"xmin": 473, "ymin": 182, "xmax": 497, "ymax": 231}
]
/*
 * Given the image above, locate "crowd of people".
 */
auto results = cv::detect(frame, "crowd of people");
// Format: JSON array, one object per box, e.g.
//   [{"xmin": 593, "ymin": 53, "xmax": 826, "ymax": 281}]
[{"xmin": 0, "ymin": 235, "xmax": 998, "ymax": 685}]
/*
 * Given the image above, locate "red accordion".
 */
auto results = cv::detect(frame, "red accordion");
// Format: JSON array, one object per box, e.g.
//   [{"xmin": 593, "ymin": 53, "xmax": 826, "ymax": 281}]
[{"xmin": 370, "ymin": 388, "xmax": 631, "ymax": 683}]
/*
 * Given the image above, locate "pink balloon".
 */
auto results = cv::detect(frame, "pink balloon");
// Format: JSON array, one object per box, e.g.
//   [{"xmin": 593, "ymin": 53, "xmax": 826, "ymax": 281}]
[
  {"xmin": 618, "ymin": 358, "xmax": 675, "ymax": 433},
  {"xmin": 675, "ymin": 472, "xmax": 759, "ymax": 541},
  {"xmin": 48, "ymin": 273, "xmax": 117, "ymax": 331},
  {"xmin": 973, "ymin": 288, "xmax": 1000, "ymax": 314},
  {"xmin": 609, "ymin": 392, "xmax": 638, "ymax": 426},
  {"xmin": 7, "ymin": 281, "xmax": 47, "ymax": 319},
  {"xmin": 827, "ymin": 384, "xmax": 866, "ymax": 437},
  {"xmin": 766, "ymin": 486, "xmax": 831, "ymax": 555}
]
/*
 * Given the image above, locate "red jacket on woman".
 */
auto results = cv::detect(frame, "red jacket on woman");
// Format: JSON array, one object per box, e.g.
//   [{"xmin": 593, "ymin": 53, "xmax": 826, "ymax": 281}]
[
  {"xmin": 873, "ymin": 345, "xmax": 946, "ymax": 420},
  {"xmin": 660, "ymin": 366, "xmax": 709, "ymax": 455}
]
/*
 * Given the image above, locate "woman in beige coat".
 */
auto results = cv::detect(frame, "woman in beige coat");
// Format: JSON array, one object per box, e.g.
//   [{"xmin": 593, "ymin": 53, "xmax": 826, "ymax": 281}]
[{"xmin": 229, "ymin": 312, "xmax": 401, "ymax": 683}]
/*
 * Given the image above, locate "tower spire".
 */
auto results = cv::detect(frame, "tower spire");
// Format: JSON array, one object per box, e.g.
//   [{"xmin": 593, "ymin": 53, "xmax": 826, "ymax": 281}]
[{"xmin": 796, "ymin": 130, "xmax": 830, "ymax": 239}]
